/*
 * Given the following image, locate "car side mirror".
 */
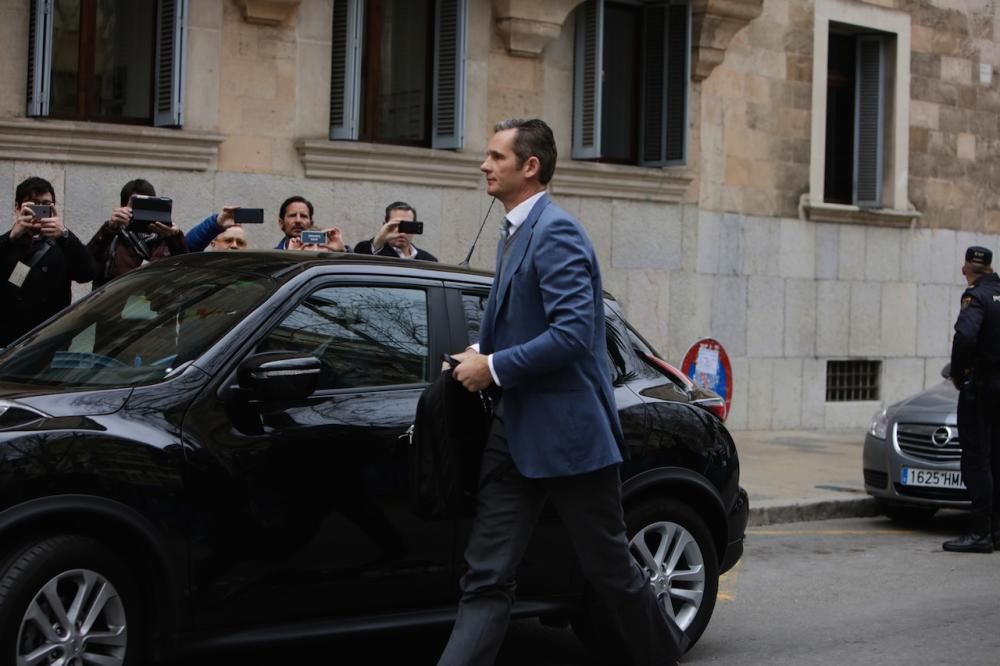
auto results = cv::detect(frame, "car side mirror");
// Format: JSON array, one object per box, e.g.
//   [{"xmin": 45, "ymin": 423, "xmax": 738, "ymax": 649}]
[
  {"xmin": 238, "ymin": 352, "xmax": 321, "ymax": 401},
  {"xmin": 940, "ymin": 363, "xmax": 951, "ymax": 380}
]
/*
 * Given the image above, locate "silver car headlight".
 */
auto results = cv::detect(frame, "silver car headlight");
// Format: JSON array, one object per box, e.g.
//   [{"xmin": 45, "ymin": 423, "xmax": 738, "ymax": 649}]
[{"xmin": 869, "ymin": 407, "xmax": 889, "ymax": 440}]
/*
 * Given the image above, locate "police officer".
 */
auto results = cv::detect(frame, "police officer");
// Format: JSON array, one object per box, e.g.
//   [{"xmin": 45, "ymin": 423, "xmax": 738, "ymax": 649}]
[{"xmin": 944, "ymin": 246, "xmax": 1000, "ymax": 553}]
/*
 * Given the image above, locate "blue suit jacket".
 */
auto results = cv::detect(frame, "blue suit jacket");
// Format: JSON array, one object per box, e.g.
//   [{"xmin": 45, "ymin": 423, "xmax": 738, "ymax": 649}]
[{"xmin": 479, "ymin": 193, "xmax": 624, "ymax": 479}]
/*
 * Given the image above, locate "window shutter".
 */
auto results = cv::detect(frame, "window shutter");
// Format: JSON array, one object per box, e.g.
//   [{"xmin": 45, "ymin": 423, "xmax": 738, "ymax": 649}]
[
  {"xmin": 572, "ymin": 0, "xmax": 603, "ymax": 160},
  {"xmin": 432, "ymin": 0, "xmax": 467, "ymax": 150},
  {"xmin": 639, "ymin": 3, "xmax": 667, "ymax": 166},
  {"xmin": 26, "ymin": 0, "xmax": 54, "ymax": 117},
  {"xmin": 330, "ymin": 0, "xmax": 363, "ymax": 141},
  {"xmin": 664, "ymin": 2, "xmax": 689, "ymax": 164},
  {"xmin": 853, "ymin": 35, "xmax": 885, "ymax": 208},
  {"xmin": 154, "ymin": 0, "xmax": 187, "ymax": 127}
]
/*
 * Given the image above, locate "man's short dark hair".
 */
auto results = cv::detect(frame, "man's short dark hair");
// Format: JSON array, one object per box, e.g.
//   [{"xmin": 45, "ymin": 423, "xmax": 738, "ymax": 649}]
[
  {"xmin": 120, "ymin": 179, "xmax": 156, "ymax": 206},
  {"xmin": 279, "ymin": 195, "xmax": 314, "ymax": 219},
  {"xmin": 384, "ymin": 201, "xmax": 416, "ymax": 222},
  {"xmin": 15, "ymin": 177, "xmax": 55, "ymax": 206},
  {"xmin": 493, "ymin": 118, "xmax": 557, "ymax": 185}
]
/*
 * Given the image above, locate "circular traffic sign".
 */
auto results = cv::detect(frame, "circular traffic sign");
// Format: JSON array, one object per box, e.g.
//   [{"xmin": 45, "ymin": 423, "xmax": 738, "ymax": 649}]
[{"xmin": 680, "ymin": 338, "xmax": 733, "ymax": 420}]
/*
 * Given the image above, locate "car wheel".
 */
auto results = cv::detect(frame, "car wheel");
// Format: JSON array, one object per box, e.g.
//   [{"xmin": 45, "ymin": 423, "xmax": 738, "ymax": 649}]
[
  {"xmin": 0, "ymin": 535, "xmax": 143, "ymax": 666},
  {"xmin": 572, "ymin": 499, "xmax": 719, "ymax": 662},
  {"xmin": 877, "ymin": 501, "xmax": 938, "ymax": 524}
]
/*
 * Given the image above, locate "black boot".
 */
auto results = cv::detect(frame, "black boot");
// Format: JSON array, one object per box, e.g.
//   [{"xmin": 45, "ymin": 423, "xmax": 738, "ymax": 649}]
[{"xmin": 943, "ymin": 533, "xmax": 994, "ymax": 553}]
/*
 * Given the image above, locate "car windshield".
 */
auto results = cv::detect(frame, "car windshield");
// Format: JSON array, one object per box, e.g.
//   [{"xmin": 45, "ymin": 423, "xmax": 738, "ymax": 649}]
[{"xmin": 0, "ymin": 265, "xmax": 274, "ymax": 387}]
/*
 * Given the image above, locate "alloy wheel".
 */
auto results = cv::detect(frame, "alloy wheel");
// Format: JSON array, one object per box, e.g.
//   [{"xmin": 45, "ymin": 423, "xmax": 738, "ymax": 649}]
[{"xmin": 628, "ymin": 520, "xmax": 706, "ymax": 630}]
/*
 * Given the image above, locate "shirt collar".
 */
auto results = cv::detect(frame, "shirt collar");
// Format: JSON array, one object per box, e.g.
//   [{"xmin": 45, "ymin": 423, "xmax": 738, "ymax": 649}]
[
  {"xmin": 392, "ymin": 243, "xmax": 418, "ymax": 259},
  {"xmin": 504, "ymin": 190, "xmax": 546, "ymax": 234}
]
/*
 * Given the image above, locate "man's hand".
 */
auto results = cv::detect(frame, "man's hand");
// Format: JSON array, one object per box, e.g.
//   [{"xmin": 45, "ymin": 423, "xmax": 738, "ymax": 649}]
[
  {"xmin": 150, "ymin": 222, "xmax": 181, "ymax": 238},
  {"xmin": 217, "ymin": 206, "xmax": 238, "ymax": 230},
  {"xmin": 372, "ymin": 220, "xmax": 401, "ymax": 251},
  {"xmin": 10, "ymin": 203, "xmax": 40, "ymax": 240},
  {"xmin": 322, "ymin": 227, "xmax": 346, "ymax": 252},
  {"xmin": 37, "ymin": 209, "xmax": 66, "ymax": 239},
  {"xmin": 107, "ymin": 206, "xmax": 132, "ymax": 231},
  {"xmin": 952, "ymin": 377, "xmax": 962, "ymax": 390},
  {"xmin": 452, "ymin": 351, "xmax": 494, "ymax": 392}
]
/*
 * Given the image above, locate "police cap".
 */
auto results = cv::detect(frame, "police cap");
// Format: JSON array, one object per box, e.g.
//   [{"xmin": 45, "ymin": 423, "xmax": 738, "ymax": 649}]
[{"xmin": 965, "ymin": 246, "xmax": 992, "ymax": 266}]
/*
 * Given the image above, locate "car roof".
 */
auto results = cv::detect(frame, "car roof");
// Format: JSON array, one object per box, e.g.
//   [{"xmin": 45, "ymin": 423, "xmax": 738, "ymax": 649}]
[{"xmin": 146, "ymin": 250, "xmax": 496, "ymax": 286}]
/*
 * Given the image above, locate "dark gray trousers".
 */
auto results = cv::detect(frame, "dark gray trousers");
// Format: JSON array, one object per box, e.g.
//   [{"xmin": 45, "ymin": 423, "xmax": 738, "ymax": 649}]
[{"xmin": 438, "ymin": 414, "xmax": 684, "ymax": 666}]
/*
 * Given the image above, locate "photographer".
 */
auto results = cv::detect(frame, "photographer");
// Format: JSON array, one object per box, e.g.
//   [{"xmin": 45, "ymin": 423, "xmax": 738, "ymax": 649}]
[
  {"xmin": 286, "ymin": 227, "xmax": 346, "ymax": 252},
  {"xmin": 0, "ymin": 177, "xmax": 95, "ymax": 346},
  {"xmin": 86, "ymin": 179, "xmax": 188, "ymax": 289},
  {"xmin": 353, "ymin": 201, "xmax": 437, "ymax": 261}
]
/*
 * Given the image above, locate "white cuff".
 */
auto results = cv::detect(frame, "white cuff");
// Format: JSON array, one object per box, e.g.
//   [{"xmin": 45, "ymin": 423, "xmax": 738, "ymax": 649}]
[{"xmin": 487, "ymin": 353, "xmax": 501, "ymax": 387}]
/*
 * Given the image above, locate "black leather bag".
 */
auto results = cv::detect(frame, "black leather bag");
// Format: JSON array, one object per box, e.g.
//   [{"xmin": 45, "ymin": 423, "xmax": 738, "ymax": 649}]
[{"xmin": 409, "ymin": 370, "xmax": 492, "ymax": 519}]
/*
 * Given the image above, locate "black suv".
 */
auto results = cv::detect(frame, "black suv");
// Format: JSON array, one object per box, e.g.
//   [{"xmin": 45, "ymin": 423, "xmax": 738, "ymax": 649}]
[{"xmin": 0, "ymin": 252, "xmax": 747, "ymax": 664}]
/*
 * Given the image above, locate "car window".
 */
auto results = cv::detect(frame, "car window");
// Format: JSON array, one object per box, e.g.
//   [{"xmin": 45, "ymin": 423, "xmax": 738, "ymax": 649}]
[
  {"xmin": 259, "ymin": 285, "xmax": 430, "ymax": 390},
  {"xmin": 461, "ymin": 292, "xmax": 488, "ymax": 346},
  {"xmin": 0, "ymin": 267, "xmax": 273, "ymax": 387}
]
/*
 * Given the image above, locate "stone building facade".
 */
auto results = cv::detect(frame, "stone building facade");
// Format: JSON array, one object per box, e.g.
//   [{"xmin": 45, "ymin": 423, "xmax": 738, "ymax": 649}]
[{"xmin": 1, "ymin": 0, "xmax": 998, "ymax": 430}]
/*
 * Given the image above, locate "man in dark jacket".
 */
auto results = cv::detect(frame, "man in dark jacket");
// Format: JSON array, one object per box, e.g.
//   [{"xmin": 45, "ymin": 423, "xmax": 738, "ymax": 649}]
[
  {"xmin": 945, "ymin": 245, "xmax": 1000, "ymax": 553},
  {"xmin": 353, "ymin": 201, "xmax": 437, "ymax": 261},
  {"xmin": 86, "ymin": 179, "xmax": 187, "ymax": 289},
  {"xmin": 0, "ymin": 177, "xmax": 95, "ymax": 346}
]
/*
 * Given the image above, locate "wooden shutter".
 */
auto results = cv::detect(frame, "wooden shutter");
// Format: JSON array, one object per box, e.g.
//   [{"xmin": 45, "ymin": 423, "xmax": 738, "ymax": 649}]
[
  {"xmin": 572, "ymin": 0, "xmax": 603, "ymax": 160},
  {"xmin": 154, "ymin": 0, "xmax": 187, "ymax": 127},
  {"xmin": 664, "ymin": 1, "xmax": 689, "ymax": 164},
  {"xmin": 639, "ymin": 3, "xmax": 666, "ymax": 165},
  {"xmin": 26, "ymin": 0, "xmax": 54, "ymax": 117},
  {"xmin": 853, "ymin": 35, "xmax": 885, "ymax": 208},
  {"xmin": 432, "ymin": 0, "xmax": 467, "ymax": 149},
  {"xmin": 330, "ymin": 0, "xmax": 363, "ymax": 141}
]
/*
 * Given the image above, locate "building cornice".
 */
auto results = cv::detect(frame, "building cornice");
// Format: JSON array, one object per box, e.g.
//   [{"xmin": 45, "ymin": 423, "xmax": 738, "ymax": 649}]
[
  {"xmin": 692, "ymin": 0, "xmax": 765, "ymax": 81},
  {"xmin": 0, "ymin": 119, "xmax": 222, "ymax": 171}
]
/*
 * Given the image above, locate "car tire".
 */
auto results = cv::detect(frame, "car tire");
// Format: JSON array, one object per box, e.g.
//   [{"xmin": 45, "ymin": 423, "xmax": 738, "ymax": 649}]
[
  {"xmin": 0, "ymin": 535, "xmax": 144, "ymax": 666},
  {"xmin": 877, "ymin": 501, "xmax": 938, "ymax": 524},
  {"xmin": 571, "ymin": 498, "xmax": 719, "ymax": 663}
]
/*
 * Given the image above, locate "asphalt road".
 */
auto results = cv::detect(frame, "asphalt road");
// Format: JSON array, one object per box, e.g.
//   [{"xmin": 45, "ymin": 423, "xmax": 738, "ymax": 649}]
[{"xmin": 185, "ymin": 512, "xmax": 1000, "ymax": 665}]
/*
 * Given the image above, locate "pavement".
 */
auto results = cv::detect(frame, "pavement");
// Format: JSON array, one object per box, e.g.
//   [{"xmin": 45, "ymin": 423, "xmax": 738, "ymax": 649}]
[{"xmin": 730, "ymin": 428, "xmax": 880, "ymax": 526}]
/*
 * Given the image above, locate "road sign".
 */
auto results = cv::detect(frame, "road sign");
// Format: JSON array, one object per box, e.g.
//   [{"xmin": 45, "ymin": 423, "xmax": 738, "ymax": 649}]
[{"xmin": 680, "ymin": 338, "xmax": 733, "ymax": 419}]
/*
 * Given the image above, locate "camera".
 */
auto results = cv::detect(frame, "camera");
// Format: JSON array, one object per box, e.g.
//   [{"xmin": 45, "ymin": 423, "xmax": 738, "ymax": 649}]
[
  {"xmin": 233, "ymin": 208, "xmax": 264, "ymax": 224},
  {"xmin": 129, "ymin": 195, "xmax": 173, "ymax": 232},
  {"xmin": 300, "ymin": 230, "xmax": 326, "ymax": 245},
  {"xmin": 28, "ymin": 203, "xmax": 53, "ymax": 219},
  {"xmin": 396, "ymin": 220, "xmax": 423, "ymax": 235}
]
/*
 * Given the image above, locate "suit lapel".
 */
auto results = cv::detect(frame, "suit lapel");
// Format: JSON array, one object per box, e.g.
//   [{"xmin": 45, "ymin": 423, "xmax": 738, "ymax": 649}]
[{"xmin": 493, "ymin": 193, "xmax": 550, "ymax": 314}]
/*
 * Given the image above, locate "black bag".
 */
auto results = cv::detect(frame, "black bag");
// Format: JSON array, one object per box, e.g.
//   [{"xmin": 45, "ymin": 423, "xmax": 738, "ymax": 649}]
[{"xmin": 409, "ymin": 369, "xmax": 492, "ymax": 519}]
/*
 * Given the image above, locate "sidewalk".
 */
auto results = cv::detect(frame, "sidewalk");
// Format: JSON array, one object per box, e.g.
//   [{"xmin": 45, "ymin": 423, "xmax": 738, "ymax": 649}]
[{"xmin": 730, "ymin": 429, "xmax": 879, "ymax": 526}]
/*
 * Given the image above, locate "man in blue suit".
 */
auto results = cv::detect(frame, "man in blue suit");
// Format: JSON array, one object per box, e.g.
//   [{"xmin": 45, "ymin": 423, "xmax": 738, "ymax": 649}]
[{"xmin": 440, "ymin": 119, "xmax": 687, "ymax": 665}]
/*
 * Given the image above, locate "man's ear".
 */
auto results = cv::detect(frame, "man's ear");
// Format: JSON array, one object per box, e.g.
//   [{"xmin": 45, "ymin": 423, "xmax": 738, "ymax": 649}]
[{"xmin": 523, "ymin": 155, "xmax": 541, "ymax": 180}]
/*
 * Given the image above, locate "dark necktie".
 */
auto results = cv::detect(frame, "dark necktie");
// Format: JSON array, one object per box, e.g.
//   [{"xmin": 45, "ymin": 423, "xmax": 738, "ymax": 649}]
[{"xmin": 496, "ymin": 218, "xmax": 512, "ymax": 276}]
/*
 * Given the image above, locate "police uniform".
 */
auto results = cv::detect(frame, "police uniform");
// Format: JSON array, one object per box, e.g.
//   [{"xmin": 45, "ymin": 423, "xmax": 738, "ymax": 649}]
[{"xmin": 945, "ymin": 246, "xmax": 1000, "ymax": 553}]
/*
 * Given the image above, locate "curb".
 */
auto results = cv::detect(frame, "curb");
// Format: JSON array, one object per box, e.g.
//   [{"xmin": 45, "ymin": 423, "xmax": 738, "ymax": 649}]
[{"xmin": 748, "ymin": 497, "xmax": 879, "ymax": 527}]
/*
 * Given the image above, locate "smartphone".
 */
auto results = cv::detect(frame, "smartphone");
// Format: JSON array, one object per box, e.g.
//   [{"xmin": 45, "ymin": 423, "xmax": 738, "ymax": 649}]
[
  {"xmin": 29, "ymin": 203, "xmax": 53, "ymax": 219},
  {"xmin": 233, "ymin": 208, "xmax": 264, "ymax": 224},
  {"xmin": 300, "ymin": 230, "xmax": 326, "ymax": 245},
  {"xmin": 130, "ymin": 195, "xmax": 173, "ymax": 224},
  {"xmin": 396, "ymin": 220, "xmax": 423, "ymax": 235}
]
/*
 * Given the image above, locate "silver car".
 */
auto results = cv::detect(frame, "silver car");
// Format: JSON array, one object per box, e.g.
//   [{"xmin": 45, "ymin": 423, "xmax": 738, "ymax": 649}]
[{"xmin": 863, "ymin": 368, "xmax": 969, "ymax": 522}]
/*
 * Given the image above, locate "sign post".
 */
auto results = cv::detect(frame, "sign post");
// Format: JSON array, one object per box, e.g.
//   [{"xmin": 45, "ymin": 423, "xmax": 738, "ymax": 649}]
[{"xmin": 680, "ymin": 338, "xmax": 733, "ymax": 420}]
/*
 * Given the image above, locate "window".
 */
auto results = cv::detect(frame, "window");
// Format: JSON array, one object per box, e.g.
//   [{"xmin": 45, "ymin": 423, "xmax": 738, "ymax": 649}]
[
  {"xmin": 826, "ymin": 360, "xmax": 880, "ymax": 402},
  {"xmin": 330, "ymin": 0, "xmax": 467, "ymax": 149},
  {"xmin": 27, "ymin": 0, "xmax": 186, "ymax": 126},
  {"xmin": 460, "ymin": 291, "xmax": 487, "ymax": 346},
  {"xmin": 260, "ymin": 286, "xmax": 430, "ymax": 390},
  {"xmin": 824, "ymin": 28, "xmax": 887, "ymax": 207},
  {"xmin": 572, "ymin": 0, "xmax": 689, "ymax": 166}
]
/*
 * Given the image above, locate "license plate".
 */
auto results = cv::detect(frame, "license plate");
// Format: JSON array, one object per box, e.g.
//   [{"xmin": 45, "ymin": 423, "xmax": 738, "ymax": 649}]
[{"xmin": 900, "ymin": 467, "xmax": 966, "ymax": 489}]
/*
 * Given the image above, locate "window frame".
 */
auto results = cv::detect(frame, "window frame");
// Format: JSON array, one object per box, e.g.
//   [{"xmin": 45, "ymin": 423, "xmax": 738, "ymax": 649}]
[
  {"xmin": 26, "ymin": 0, "xmax": 186, "ymax": 127},
  {"xmin": 571, "ymin": 0, "xmax": 690, "ymax": 167},
  {"xmin": 329, "ymin": 0, "xmax": 467, "ymax": 150},
  {"xmin": 808, "ymin": 0, "xmax": 910, "ymax": 215}
]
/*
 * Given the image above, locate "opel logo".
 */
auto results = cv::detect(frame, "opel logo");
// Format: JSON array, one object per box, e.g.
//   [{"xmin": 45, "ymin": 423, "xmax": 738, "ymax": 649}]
[{"xmin": 931, "ymin": 427, "xmax": 952, "ymax": 447}]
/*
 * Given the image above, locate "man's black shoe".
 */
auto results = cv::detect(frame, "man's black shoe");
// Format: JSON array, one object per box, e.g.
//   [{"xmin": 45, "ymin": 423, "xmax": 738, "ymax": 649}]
[{"xmin": 942, "ymin": 533, "xmax": 994, "ymax": 553}]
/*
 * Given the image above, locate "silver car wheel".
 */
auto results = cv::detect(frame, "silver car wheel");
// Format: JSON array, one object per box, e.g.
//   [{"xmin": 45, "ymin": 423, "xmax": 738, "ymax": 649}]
[
  {"xmin": 629, "ymin": 520, "xmax": 706, "ymax": 631},
  {"xmin": 16, "ymin": 568, "xmax": 127, "ymax": 666}
]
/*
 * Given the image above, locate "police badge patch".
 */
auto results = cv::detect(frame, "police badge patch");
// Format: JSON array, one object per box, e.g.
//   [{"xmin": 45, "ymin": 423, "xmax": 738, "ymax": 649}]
[{"xmin": 961, "ymin": 296, "xmax": 973, "ymax": 309}]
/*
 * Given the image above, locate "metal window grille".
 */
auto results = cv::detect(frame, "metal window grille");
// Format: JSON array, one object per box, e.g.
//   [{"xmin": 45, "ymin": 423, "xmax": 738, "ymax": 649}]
[{"xmin": 826, "ymin": 360, "xmax": 881, "ymax": 401}]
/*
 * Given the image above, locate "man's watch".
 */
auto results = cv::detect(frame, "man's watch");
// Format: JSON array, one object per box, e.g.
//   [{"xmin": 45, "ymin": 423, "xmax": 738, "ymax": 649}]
[{"xmin": 60, "ymin": 228, "xmax": 70, "ymax": 239}]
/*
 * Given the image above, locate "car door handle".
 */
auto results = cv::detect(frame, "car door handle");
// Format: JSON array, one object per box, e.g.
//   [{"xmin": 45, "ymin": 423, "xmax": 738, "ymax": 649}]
[{"xmin": 399, "ymin": 424, "xmax": 414, "ymax": 445}]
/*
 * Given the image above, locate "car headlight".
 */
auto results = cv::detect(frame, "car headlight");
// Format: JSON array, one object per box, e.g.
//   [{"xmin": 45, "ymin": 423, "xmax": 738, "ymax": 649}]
[{"xmin": 869, "ymin": 407, "xmax": 889, "ymax": 440}]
